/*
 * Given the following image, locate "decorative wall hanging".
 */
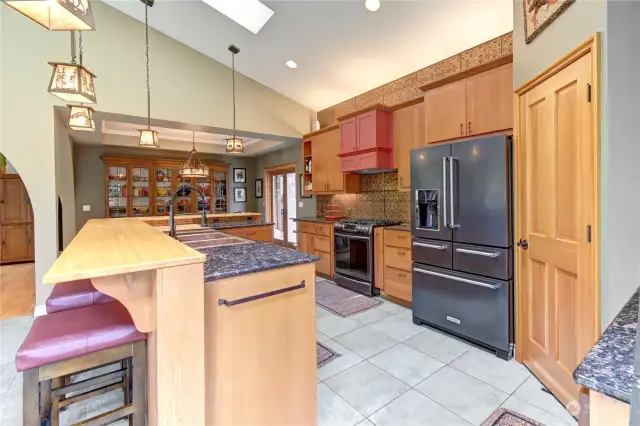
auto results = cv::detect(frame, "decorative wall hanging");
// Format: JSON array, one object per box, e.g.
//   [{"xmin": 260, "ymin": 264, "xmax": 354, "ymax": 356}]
[
  {"xmin": 233, "ymin": 168, "xmax": 246, "ymax": 183},
  {"xmin": 3, "ymin": 0, "xmax": 95, "ymax": 31},
  {"xmin": 255, "ymin": 179, "xmax": 263, "ymax": 199},
  {"xmin": 137, "ymin": 0, "xmax": 159, "ymax": 148},
  {"xmin": 234, "ymin": 187, "xmax": 247, "ymax": 203},
  {"xmin": 523, "ymin": 0, "xmax": 574, "ymax": 44},
  {"xmin": 225, "ymin": 45, "xmax": 244, "ymax": 154}
]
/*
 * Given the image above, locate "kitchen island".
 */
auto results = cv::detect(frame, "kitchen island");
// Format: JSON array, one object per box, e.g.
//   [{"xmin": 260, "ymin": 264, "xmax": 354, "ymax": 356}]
[
  {"xmin": 43, "ymin": 218, "xmax": 318, "ymax": 426},
  {"xmin": 574, "ymin": 288, "xmax": 638, "ymax": 425}
]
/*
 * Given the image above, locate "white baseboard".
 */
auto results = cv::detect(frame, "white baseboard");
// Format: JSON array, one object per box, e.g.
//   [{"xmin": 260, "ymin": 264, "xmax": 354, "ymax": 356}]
[{"xmin": 33, "ymin": 305, "xmax": 47, "ymax": 317}]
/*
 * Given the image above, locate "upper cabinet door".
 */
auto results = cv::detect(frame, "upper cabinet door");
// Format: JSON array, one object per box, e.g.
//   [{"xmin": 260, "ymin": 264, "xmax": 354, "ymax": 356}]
[
  {"xmin": 394, "ymin": 102, "xmax": 425, "ymax": 191},
  {"xmin": 465, "ymin": 64, "xmax": 513, "ymax": 136},
  {"xmin": 325, "ymin": 129, "xmax": 345, "ymax": 192},
  {"xmin": 424, "ymin": 80, "xmax": 467, "ymax": 144},
  {"xmin": 339, "ymin": 118, "xmax": 358, "ymax": 154},
  {"xmin": 311, "ymin": 132, "xmax": 327, "ymax": 191},
  {"xmin": 0, "ymin": 178, "xmax": 28, "ymax": 224},
  {"xmin": 356, "ymin": 111, "xmax": 377, "ymax": 151}
]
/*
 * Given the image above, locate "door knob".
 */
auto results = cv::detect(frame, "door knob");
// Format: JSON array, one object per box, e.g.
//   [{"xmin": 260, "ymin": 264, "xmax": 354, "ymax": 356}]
[{"xmin": 517, "ymin": 239, "xmax": 529, "ymax": 250}]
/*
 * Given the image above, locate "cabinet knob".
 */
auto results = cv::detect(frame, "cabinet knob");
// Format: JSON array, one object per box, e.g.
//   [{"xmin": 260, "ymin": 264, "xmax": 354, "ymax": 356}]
[
  {"xmin": 468, "ymin": 121, "xmax": 472, "ymax": 134},
  {"xmin": 460, "ymin": 123, "xmax": 463, "ymax": 136}
]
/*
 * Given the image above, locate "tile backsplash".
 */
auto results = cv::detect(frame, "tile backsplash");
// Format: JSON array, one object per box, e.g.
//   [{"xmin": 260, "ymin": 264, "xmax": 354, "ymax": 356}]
[{"xmin": 316, "ymin": 172, "xmax": 410, "ymax": 222}]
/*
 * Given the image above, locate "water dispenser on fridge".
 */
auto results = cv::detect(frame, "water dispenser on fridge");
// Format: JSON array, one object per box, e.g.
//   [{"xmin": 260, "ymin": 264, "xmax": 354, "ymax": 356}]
[{"xmin": 415, "ymin": 189, "xmax": 440, "ymax": 231}]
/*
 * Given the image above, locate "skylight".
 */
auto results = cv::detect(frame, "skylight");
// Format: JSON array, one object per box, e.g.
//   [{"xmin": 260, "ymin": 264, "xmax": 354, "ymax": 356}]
[{"xmin": 201, "ymin": 0, "xmax": 274, "ymax": 34}]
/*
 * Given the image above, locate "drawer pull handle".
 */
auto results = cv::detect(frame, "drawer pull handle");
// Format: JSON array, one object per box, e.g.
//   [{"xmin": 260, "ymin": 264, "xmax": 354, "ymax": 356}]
[
  {"xmin": 455, "ymin": 248, "xmax": 499, "ymax": 258},
  {"xmin": 398, "ymin": 273, "xmax": 406, "ymax": 278},
  {"xmin": 246, "ymin": 232, "xmax": 256, "ymax": 236},
  {"xmin": 397, "ymin": 235, "xmax": 406, "ymax": 239},
  {"xmin": 413, "ymin": 242, "xmax": 446, "ymax": 250},
  {"xmin": 397, "ymin": 251, "xmax": 406, "ymax": 256},
  {"xmin": 412, "ymin": 268, "xmax": 501, "ymax": 290},
  {"xmin": 219, "ymin": 281, "xmax": 306, "ymax": 307}
]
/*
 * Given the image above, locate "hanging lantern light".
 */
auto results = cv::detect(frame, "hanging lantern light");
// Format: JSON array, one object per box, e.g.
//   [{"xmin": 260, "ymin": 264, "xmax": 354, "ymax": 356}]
[
  {"xmin": 68, "ymin": 105, "xmax": 95, "ymax": 131},
  {"xmin": 226, "ymin": 45, "xmax": 243, "ymax": 154},
  {"xmin": 48, "ymin": 31, "xmax": 97, "ymax": 104},
  {"xmin": 137, "ymin": 0, "xmax": 159, "ymax": 148},
  {"xmin": 179, "ymin": 131, "xmax": 210, "ymax": 179},
  {"xmin": 2, "ymin": 0, "xmax": 95, "ymax": 31}
]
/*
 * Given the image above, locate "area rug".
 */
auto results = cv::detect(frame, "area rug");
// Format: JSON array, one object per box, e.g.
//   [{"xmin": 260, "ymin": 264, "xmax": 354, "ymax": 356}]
[
  {"xmin": 481, "ymin": 408, "xmax": 543, "ymax": 426},
  {"xmin": 316, "ymin": 280, "xmax": 383, "ymax": 317},
  {"xmin": 317, "ymin": 342, "xmax": 340, "ymax": 368}
]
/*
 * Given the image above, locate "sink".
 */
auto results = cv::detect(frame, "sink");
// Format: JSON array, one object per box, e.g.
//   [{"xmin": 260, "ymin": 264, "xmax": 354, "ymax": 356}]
[{"xmin": 176, "ymin": 230, "xmax": 250, "ymax": 250}]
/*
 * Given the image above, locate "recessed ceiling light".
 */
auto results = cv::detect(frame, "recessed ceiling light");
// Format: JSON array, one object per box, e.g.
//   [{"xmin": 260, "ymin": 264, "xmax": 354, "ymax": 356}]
[
  {"xmin": 365, "ymin": 0, "xmax": 380, "ymax": 12},
  {"xmin": 286, "ymin": 60, "xmax": 298, "ymax": 69},
  {"xmin": 201, "ymin": 0, "xmax": 274, "ymax": 34}
]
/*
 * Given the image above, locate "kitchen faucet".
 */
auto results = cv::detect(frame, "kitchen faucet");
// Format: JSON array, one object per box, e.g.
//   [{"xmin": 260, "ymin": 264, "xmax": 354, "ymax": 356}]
[{"xmin": 168, "ymin": 183, "xmax": 208, "ymax": 238}]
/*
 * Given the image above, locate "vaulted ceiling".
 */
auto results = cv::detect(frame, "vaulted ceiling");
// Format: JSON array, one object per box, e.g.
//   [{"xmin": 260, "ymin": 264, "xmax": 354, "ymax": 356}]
[{"xmin": 104, "ymin": 0, "xmax": 513, "ymax": 111}]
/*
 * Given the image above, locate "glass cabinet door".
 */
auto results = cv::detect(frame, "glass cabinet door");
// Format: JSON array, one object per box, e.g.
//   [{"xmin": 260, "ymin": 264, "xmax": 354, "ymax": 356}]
[
  {"xmin": 175, "ymin": 173, "xmax": 193, "ymax": 214},
  {"xmin": 107, "ymin": 166, "xmax": 128, "ymax": 218},
  {"xmin": 131, "ymin": 167, "xmax": 150, "ymax": 216},
  {"xmin": 155, "ymin": 168, "xmax": 173, "ymax": 216},
  {"xmin": 213, "ymin": 171, "xmax": 228, "ymax": 213},
  {"xmin": 196, "ymin": 176, "xmax": 211, "ymax": 213}
]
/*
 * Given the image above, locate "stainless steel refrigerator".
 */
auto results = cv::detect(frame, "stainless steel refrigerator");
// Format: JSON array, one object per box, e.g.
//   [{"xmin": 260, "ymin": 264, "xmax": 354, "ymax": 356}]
[{"xmin": 410, "ymin": 135, "xmax": 513, "ymax": 359}]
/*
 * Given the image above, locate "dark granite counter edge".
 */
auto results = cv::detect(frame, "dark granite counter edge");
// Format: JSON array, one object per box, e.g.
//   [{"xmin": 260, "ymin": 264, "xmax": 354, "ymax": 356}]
[
  {"xmin": 205, "ymin": 254, "xmax": 320, "ymax": 281},
  {"xmin": 386, "ymin": 224, "xmax": 411, "ymax": 231},
  {"xmin": 293, "ymin": 217, "xmax": 336, "ymax": 224}
]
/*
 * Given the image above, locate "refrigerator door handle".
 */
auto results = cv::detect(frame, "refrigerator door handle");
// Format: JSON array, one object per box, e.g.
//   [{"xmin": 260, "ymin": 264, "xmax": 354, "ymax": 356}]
[
  {"xmin": 455, "ymin": 248, "xmax": 500, "ymax": 258},
  {"xmin": 441, "ymin": 157, "xmax": 448, "ymax": 228},
  {"xmin": 413, "ymin": 242, "xmax": 447, "ymax": 250},
  {"xmin": 449, "ymin": 156, "xmax": 459, "ymax": 228},
  {"xmin": 413, "ymin": 267, "xmax": 502, "ymax": 290}
]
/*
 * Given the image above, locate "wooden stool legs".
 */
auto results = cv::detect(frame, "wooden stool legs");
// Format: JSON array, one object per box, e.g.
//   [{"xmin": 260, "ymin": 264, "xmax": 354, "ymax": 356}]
[{"xmin": 22, "ymin": 341, "xmax": 147, "ymax": 426}]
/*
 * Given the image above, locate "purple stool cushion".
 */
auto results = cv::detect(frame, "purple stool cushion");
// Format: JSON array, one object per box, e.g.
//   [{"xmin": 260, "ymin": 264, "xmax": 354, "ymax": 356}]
[
  {"xmin": 46, "ymin": 279, "xmax": 115, "ymax": 314},
  {"xmin": 16, "ymin": 302, "xmax": 146, "ymax": 372}
]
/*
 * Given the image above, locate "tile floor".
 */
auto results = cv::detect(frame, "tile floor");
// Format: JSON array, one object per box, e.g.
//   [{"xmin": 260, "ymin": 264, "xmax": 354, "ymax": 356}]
[{"xmin": 0, "ymin": 278, "xmax": 578, "ymax": 426}]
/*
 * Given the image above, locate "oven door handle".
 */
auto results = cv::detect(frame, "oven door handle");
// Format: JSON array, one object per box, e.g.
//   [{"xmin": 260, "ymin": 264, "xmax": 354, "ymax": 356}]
[{"xmin": 334, "ymin": 232, "xmax": 371, "ymax": 241}]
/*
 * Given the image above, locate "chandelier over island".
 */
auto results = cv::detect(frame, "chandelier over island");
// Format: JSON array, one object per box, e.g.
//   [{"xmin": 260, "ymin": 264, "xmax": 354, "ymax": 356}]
[
  {"xmin": 179, "ymin": 131, "xmax": 210, "ymax": 179},
  {"xmin": 225, "ymin": 45, "xmax": 243, "ymax": 154}
]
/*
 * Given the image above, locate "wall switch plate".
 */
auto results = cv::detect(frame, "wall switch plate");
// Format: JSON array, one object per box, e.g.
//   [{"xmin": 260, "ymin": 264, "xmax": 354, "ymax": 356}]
[
  {"xmin": 298, "ymin": 202, "xmax": 303, "ymax": 208},
  {"xmin": 82, "ymin": 205, "xmax": 91, "ymax": 212}
]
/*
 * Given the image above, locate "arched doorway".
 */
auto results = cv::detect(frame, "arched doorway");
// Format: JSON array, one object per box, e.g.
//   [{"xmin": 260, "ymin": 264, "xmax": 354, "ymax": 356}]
[{"xmin": 0, "ymin": 153, "xmax": 35, "ymax": 319}]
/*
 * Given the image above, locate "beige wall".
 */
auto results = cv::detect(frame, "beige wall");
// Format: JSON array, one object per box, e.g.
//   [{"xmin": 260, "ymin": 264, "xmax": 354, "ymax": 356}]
[
  {"xmin": 55, "ymin": 113, "xmax": 76, "ymax": 249},
  {"xmin": 0, "ymin": 1, "xmax": 315, "ymax": 307}
]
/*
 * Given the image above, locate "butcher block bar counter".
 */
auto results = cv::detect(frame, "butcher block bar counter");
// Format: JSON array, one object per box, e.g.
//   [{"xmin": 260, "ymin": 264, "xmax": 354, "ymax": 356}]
[{"xmin": 43, "ymin": 218, "xmax": 318, "ymax": 426}]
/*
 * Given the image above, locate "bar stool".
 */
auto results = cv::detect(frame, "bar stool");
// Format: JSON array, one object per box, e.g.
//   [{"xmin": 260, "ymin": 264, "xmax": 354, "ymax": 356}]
[
  {"xmin": 46, "ymin": 279, "xmax": 114, "ymax": 314},
  {"xmin": 16, "ymin": 302, "xmax": 147, "ymax": 426}
]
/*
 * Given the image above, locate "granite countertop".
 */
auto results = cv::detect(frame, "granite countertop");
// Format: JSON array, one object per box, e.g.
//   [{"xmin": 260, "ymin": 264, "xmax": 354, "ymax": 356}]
[
  {"xmin": 209, "ymin": 221, "xmax": 274, "ymax": 230},
  {"xmin": 573, "ymin": 288, "xmax": 639, "ymax": 403},
  {"xmin": 387, "ymin": 223, "xmax": 411, "ymax": 231},
  {"xmin": 201, "ymin": 241, "xmax": 319, "ymax": 281},
  {"xmin": 293, "ymin": 217, "xmax": 337, "ymax": 224}
]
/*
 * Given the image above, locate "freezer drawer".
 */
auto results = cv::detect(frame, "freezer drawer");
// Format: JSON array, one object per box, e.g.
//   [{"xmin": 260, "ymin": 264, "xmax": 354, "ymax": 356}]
[
  {"xmin": 411, "ymin": 237, "xmax": 452, "ymax": 269},
  {"xmin": 452, "ymin": 243, "xmax": 512, "ymax": 281},
  {"xmin": 412, "ymin": 264, "xmax": 511, "ymax": 352}
]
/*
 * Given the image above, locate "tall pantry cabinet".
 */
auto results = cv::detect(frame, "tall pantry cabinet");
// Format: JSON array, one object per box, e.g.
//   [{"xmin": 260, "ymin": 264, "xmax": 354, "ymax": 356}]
[{"xmin": 0, "ymin": 175, "xmax": 34, "ymax": 263}]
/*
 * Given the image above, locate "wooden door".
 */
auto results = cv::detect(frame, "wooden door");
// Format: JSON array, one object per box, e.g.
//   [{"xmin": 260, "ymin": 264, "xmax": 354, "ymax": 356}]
[
  {"xmin": 0, "ymin": 178, "xmax": 27, "ymax": 224},
  {"xmin": 325, "ymin": 129, "xmax": 345, "ymax": 192},
  {"xmin": 424, "ymin": 80, "xmax": 467, "ymax": 143},
  {"xmin": 466, "ymin": 64, "xmax": 513, "ymax": 136},
  {"xmin": 517, "ymin": 51, "xmax": 596, "ymax": 406},
  {"xmin": 339, "ymin": 117, "xmax": 358, "ymax": 154},
  {"xmin": 1, "ymin": 225, "xmax": 29, "ymax": 261},
  {"xmin": 394, "ymin": 102, "xmax": 425, "ymax": 190},
  {"xmin": 311, "ymin": 133, "xmax": 327, "ymax": 192},
  {"xmin": 27, "ymin": 224, "xmax": 34, "ymax": 259}
]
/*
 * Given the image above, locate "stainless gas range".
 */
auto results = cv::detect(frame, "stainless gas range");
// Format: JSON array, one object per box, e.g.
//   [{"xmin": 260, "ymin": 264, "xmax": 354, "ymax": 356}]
[{"xmin": 334, "ymin": 218, "xmax": 400, "ymax": 296}]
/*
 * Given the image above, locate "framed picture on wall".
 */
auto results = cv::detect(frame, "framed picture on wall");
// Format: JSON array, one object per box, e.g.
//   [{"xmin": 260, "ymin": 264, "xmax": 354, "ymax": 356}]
[
  {"xmin": 233, "ymin": 168, "xmax": 246, "ymax": 183},
  {"xmin": 255, "ymin": 179, "xmax": 263, "ymax": 199},
  {"xmin": 234, "ymin": 187, "xmax": 247, "ymax": 203},
  {"xmin": 300, "ymin": 174, "xmax": 312, "ymax": 199}
]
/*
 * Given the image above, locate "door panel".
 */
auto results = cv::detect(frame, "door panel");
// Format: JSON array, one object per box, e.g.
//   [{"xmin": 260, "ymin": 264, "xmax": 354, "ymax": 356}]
[
  {"xmin": 452, "ymin": 136, "xmax": 511, "ymax": 247},
  {"xmin": 339, "ymin": 118, "xmax": 357, "ymax": 154},
  {"xmin": 395, "ymin": 103, "xmax": 425, "ymax": 190},
  {"xmin": 424, "ymin": 80, "xmax": 467, "ymax": 143},
  {"xmin": 356, "ymin": 112, "xmax": 376, "ymax": 151},
  {"xmin": 325, "ymin": 129, "xmax": 345, "ymax": 192},
  {"xmin": 1, "ymin": 179, "xmax": 27, "ymax": 223},
  {"xmin": 1, "ymin": 225, "xmax": 29, "ymax": 261},
  {"xmin": 518, "ymin": 52, "xmax": 595, "ymax": 406},
  {"xmin": 466, "ymin": 64, "xmax": 513, "ymax": 136},
  {"xmin": 410, "ymin": 145, "xmax": 452, "ymax": 241}
]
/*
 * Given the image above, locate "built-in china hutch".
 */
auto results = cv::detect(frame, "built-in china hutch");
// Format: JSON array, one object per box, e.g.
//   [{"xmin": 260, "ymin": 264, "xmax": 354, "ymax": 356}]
[{"xmin": 102, "ymin": 156, "xmax": 230, "ymax": 218}]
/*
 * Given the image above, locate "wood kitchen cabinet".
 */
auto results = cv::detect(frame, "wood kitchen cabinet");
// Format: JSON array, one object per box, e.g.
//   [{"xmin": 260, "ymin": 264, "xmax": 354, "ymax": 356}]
[
  {"xmin": 296, "ymin": 220, "xmax": 333, "ymax": 278},
  {"xmin": 222, "ymin": 225, "xmax": 274, "ymax": 243},
  {"xmin": 394, "ymin": 102, "xmax": 425, "ymax": 191},
  {"xmin": 424, "ymin": 63, "xmax": 513, "ymax": 144},
  {"xmin": 380, "ymin": 228, "xmax": 412, "ymax": 303},
  {"xmin": 0, "ymin": 175, "xmax": 34, "ymax": 264},
  {"xmin": 305, "ymin": 127, "xmax": 359, "ymax": 194}
]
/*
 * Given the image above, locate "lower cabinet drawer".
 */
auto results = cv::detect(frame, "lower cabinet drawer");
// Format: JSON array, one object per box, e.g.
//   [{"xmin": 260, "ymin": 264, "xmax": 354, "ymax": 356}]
[
  {"xmin": 313, "ymin": 235, "xmax": 332, "ymax": 253},
  {"xmin": 384, "ymin": 266, "xmax": 412, "ymax": 302},
  {"xmin": 314, "ymin": 250, "xmax": 332, "ymax": 276},
  {"xmin": 298, "ymin": 221, "xmax": 331, "ymax": 237},
  {"xmin": 225, "ymin": 227, "xmax": 273, "ymax": 242},
  {"xmin": 384, "ymin": 246, "xmax": 412, "ymax": 272}
]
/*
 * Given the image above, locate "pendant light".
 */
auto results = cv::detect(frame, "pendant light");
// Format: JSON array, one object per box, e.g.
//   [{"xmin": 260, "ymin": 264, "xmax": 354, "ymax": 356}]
[
  {"xmin": 137, "ymin": 0, "xmax": 159, "ymax": 148},
  {"xmin": 48, "ymin": 31, "xmax": 97, "ymax": 104},
  {"xmin": 179, "ymin": 131, "xmax": 210, "ymax": 179},
  {"xmin": 225, "ymin": 45, "xmax": 243, "ymax": 154},
  {"xmin": 3, "ymin": 0, "xmax": 95, "ymax": 31},
  {"xmin": 67, "ymin": 32, "xmax": 95, "ymax": 131}
]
